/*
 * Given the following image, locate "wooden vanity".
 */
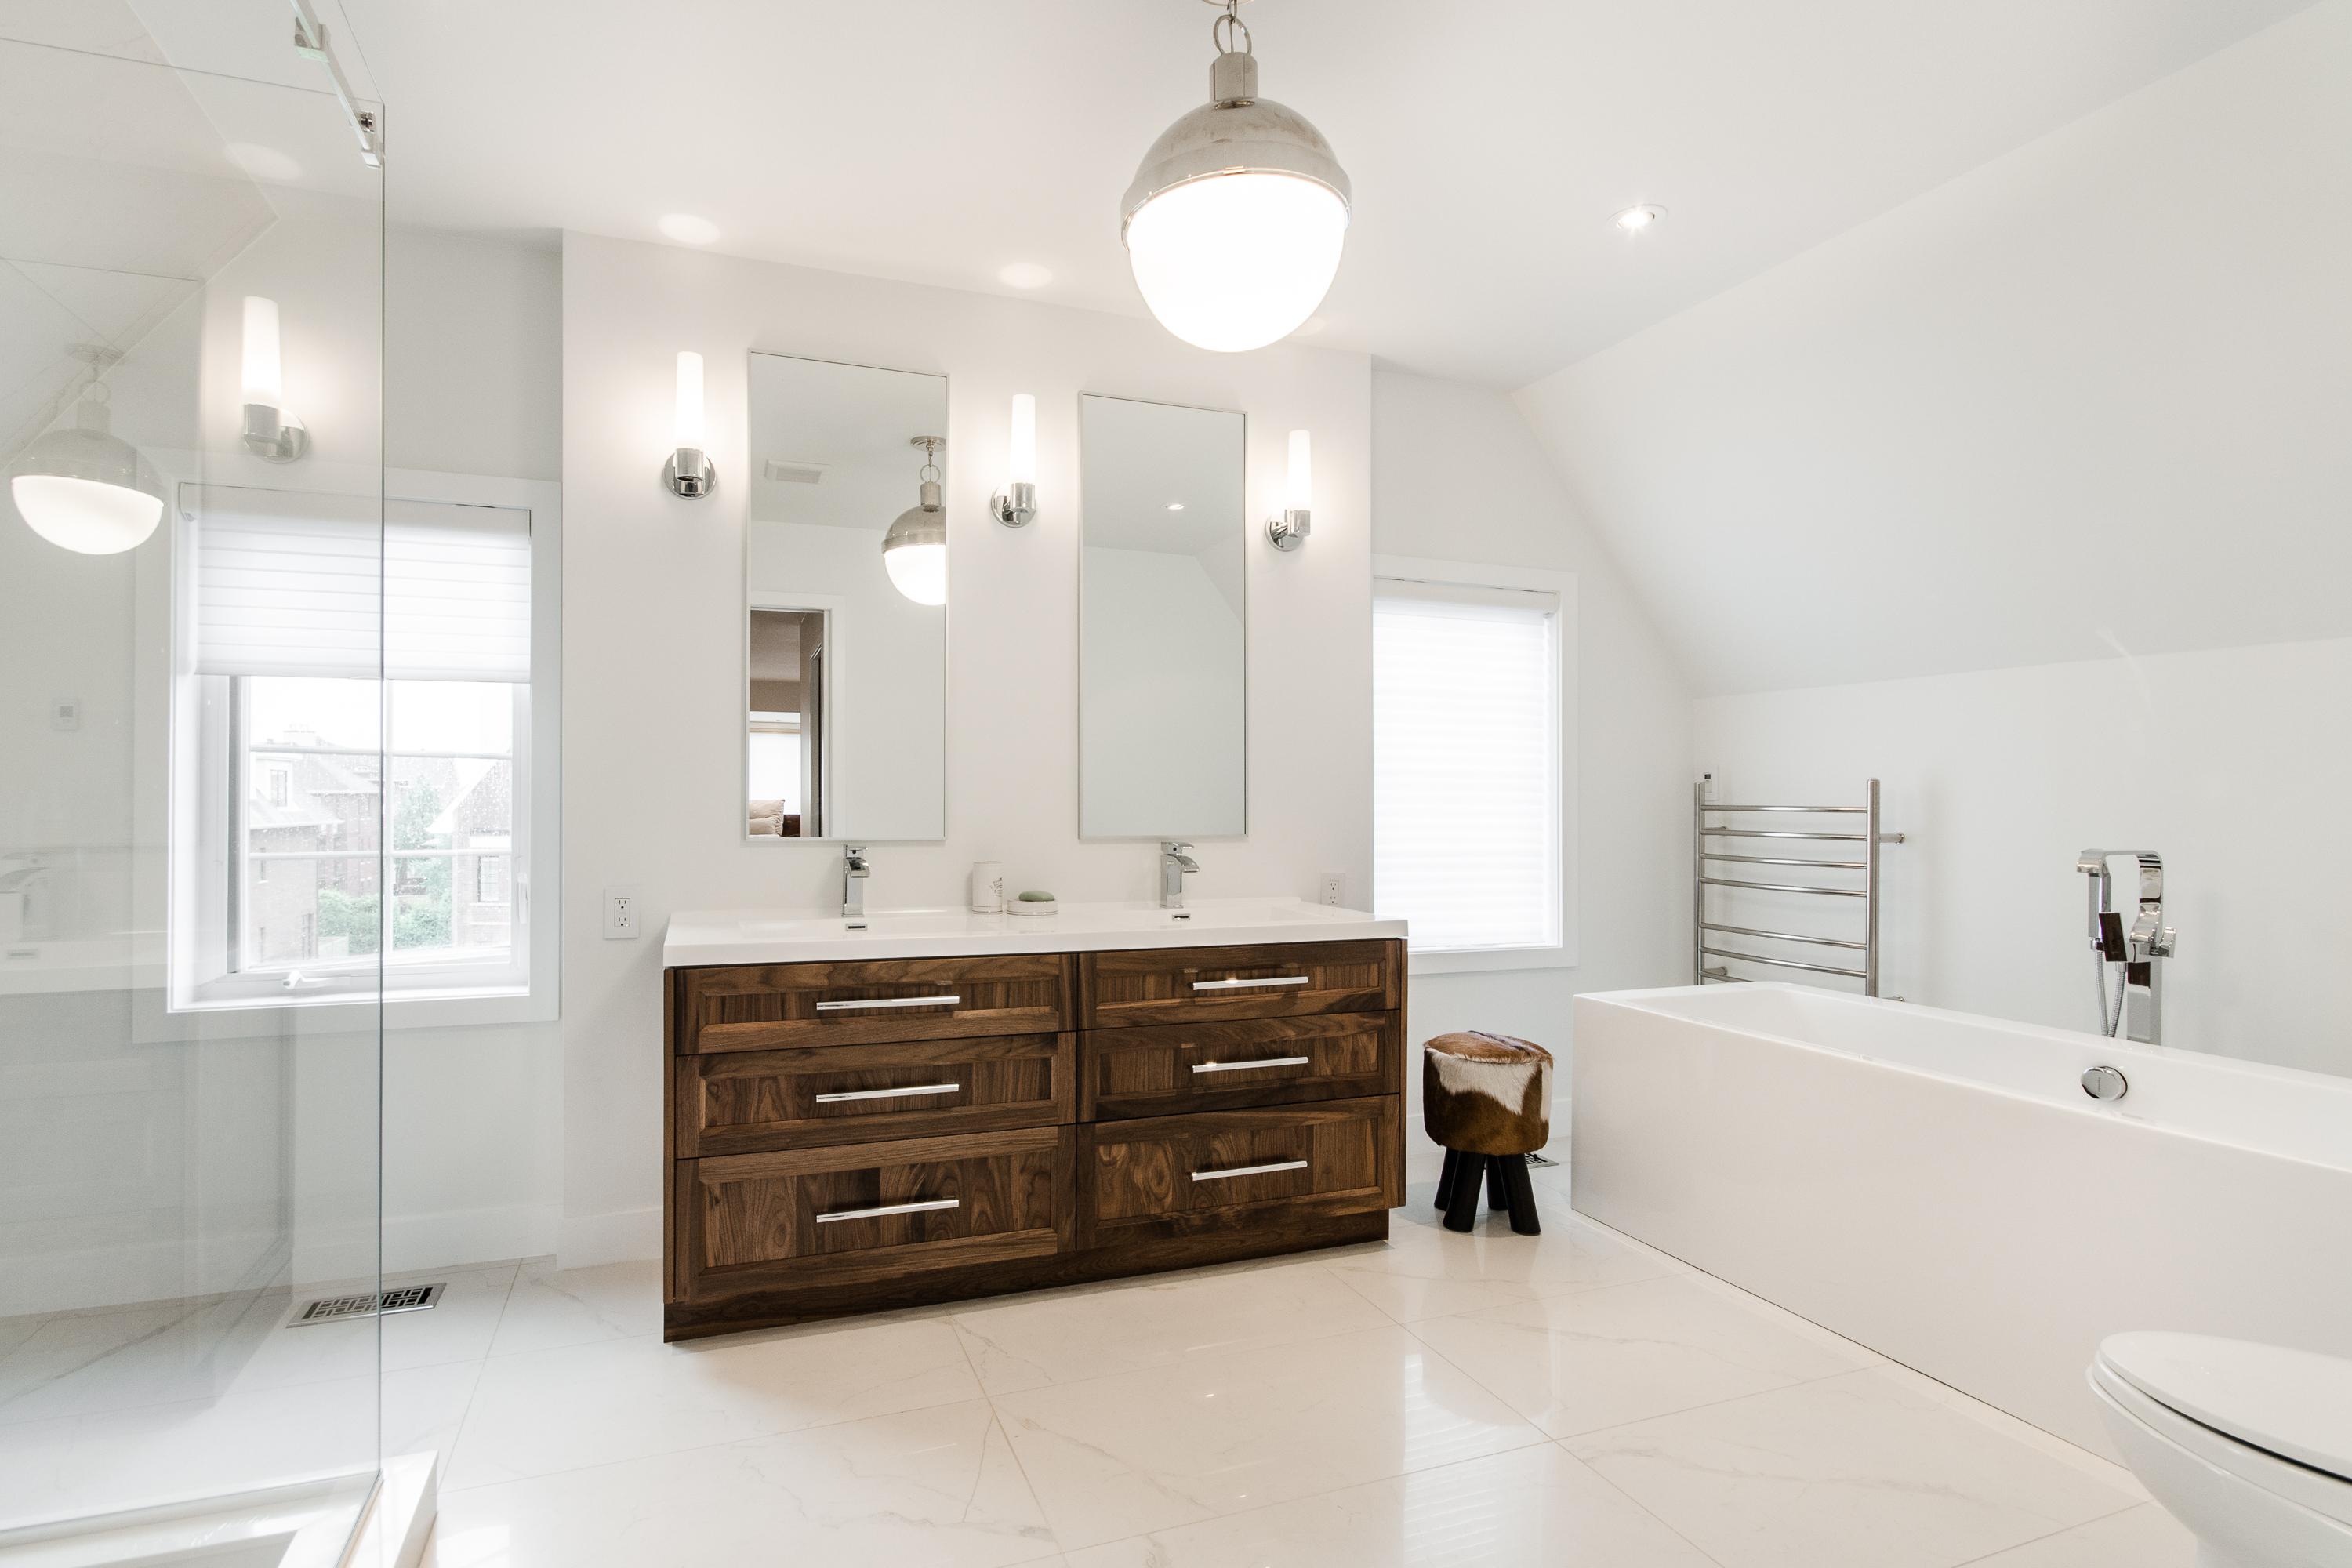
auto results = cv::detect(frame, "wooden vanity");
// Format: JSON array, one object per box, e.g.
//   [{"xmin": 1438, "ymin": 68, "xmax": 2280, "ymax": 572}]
[{"xmin": 661, "ymin": 903, "xmax": 1406, "ymax": 1339}]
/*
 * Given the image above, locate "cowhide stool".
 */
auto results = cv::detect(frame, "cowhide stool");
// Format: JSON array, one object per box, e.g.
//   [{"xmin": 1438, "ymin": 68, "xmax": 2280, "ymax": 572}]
[{"xmin": 1423, "ymin": 1030, "xmax": 1552, "ymax": 1236}]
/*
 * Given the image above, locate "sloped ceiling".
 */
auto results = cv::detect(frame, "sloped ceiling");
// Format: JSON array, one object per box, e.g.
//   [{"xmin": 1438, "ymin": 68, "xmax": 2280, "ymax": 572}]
[{"xmin": 1515, "ymin": 1, "xmax": 2352, "ymax": 697}]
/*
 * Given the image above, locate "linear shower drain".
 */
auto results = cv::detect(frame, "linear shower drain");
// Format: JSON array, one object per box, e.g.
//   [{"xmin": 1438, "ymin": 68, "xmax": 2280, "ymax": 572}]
[{"xmin": 289, "ymin": 1283, "xmax": 445, "ymax": 1326}]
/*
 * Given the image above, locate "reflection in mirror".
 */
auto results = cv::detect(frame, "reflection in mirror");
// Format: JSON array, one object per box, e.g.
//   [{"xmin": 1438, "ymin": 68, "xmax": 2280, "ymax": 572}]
[
  {"xmin": 1078, "ymin": 394, "xmax": 1246, "ymax": 840},
  {"xmin": 745, "ymin": 355, "xmax": 946, "ymax": 841}
]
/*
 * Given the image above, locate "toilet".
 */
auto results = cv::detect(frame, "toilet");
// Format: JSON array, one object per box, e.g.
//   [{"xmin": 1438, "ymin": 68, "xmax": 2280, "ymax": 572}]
[{"xmin": 2091, "ymin": 1333, "xmax": 2352, "ymax": 1567}]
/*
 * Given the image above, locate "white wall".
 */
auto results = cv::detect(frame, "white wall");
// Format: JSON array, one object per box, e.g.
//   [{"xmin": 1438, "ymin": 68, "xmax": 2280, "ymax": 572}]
[
  {"xmin": 559, "ymin": 232, "xmax": 1372, "ymax": 1262},
  {"xmin": 1694, "ymin": 639, "xmax": 2352, "ymax": 1078},
  {"xmin": 1369, "ymin": 369, "xmax": 1695, "ymax": 1140}
]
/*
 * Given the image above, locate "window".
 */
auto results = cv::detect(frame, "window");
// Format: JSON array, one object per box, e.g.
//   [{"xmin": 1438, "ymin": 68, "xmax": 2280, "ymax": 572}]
[
  {"xmin": 1371, "ymin": 557, "xmax": 1573, "ymax": 972},
  {"xmin": 172, "ymin": 477, "xmax": 559, "ymax": 1018}
]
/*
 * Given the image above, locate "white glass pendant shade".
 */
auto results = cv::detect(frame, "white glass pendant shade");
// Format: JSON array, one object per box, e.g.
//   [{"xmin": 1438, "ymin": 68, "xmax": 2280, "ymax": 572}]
[
  {"xmin": 882, "ymin": 453, "xmax": 949, "ymax": 607},
  {"xmin": 1122, "ymin": 36, "xmax": 1351, "ymax": 354},
  {"xmin": 8, "ymin": 400, "xmax": 165, "ymax": 554}
]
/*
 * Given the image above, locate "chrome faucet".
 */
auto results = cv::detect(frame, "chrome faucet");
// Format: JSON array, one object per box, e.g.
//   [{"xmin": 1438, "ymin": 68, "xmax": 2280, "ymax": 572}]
[
  {"xmin": 2076, "ymin": 850, "xmax": 2177, "ymax": 1045},
  {"xmin": 1159, "ymin": 841, "xmax": 1200, "ymax": 909},
  {"xmin": 843, "ymin": 844, "xmax": 871, "ymax": 920}
]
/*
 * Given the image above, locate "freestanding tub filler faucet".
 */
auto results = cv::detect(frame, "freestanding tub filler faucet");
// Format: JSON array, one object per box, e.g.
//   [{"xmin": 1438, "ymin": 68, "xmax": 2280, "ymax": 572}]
[
  {"xmin": 1160, "ymin": 842, "xmax": 1200, "ymax": 909},
  {"xmin": 2076, "ymin": 849, "xmax": 2176, "ymax": 1045},
  {"xmin": 843, "ymin": 844, "xmax": 871, "ymax": 920}
]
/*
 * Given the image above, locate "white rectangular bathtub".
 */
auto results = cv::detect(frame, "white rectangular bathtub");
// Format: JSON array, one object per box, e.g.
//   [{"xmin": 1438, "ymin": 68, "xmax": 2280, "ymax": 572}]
[{"xmin": 1571, "ymin": 982, "xmax": 2352, "ymax": 1457}]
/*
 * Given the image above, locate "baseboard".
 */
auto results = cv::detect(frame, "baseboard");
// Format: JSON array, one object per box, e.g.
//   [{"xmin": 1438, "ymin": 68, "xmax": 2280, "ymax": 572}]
[
  {"xmin": 556, "ymin": 1204, "xmax": 662, "ymax": 1269},
  {"xmin": 383, "ymin": 1203, "xmax": 559, "ymax": 1276}
]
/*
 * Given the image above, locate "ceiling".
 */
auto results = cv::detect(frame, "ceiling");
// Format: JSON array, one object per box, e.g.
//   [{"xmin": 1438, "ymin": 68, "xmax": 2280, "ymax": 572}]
[{"xmin": 272, "ymin": 0, "xmax": 2310, "ymax": 388}]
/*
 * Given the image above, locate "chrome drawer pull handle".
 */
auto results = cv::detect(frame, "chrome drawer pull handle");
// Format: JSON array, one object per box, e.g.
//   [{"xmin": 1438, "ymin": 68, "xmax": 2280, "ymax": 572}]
[
  {"xmin": 813, "ymin": 1083, "xmax": 963, "ymax": 1104},
  {"xmin": 1192, "ymin": 1159, "xmax": 1309, "ymax": 1182},
  {"xmin": 815, "ymin": 1196, "xmax": 960, "ymax": 1224},
  {"xmin": 814, "ymin": 994, "xmax": 963, "ymax": 1012},
  {"xmin": 1191, "ymin": 976, "xmax": 1311, "ymax": 992},
  {"xmin": 1191, "ymin": 1056, "xmax": 1312, "ymax": 1075}
]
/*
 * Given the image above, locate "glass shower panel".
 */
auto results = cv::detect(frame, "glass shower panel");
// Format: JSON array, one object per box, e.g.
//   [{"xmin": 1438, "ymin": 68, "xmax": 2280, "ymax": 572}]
[{"xmin": 0, "ymin": 33, "xmax": 384, "ymax": 1544}]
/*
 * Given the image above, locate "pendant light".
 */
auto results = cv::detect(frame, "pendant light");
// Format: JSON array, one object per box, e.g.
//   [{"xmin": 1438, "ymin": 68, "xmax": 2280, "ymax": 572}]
[
  {"xmin": 1122, "ymin": 0, "xmax": 1351, "ymax": 353},
  {"xmin": 881, "ymin": 436, "xmax": 948, "ymax": 606},
  {"xmin": 7, "ymin": 354, "xmax": 165, "ymax": 556}
]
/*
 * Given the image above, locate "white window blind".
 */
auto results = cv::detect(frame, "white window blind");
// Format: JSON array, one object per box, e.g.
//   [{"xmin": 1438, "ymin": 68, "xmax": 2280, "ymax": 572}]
[
  {"xmin": 1373, "ymin": 579, "xmax": 1560, "ymax": 953},
  {"xmin": 191, "ymin": 487, "xmax": 531, "ymax": 681}
]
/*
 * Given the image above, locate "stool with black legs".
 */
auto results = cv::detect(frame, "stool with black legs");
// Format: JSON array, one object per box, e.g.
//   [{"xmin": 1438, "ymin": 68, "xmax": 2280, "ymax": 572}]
[{"xmin": 1423, "ymin": 1030, "xmax": 1552, "ymax": 1236}]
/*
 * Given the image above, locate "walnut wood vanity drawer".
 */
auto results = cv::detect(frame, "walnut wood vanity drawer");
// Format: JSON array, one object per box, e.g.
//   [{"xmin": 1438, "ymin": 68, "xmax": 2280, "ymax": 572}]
[
  {"xmin": 675, "ymin": 1032, "xmax": 1076, "ymax": 1156},
  {"xmin": 1080, "ymin": 1097, "xmax": 1401, "ymax": 1246},
  {"xmin": 673, "ymin": 954, "xmax": 1071, "ymax": 1054},
  {"xmin": 673, "ymin": 1126, "xmax": 1073, "ymax": 1303},
  {"xmin": 1076, "ymin": 940, "xmax": 1400, "ymax": 1029},
  {"xmin": 1080, "ymin": 1013, "xmax": 1400, "ymax": 1120}
]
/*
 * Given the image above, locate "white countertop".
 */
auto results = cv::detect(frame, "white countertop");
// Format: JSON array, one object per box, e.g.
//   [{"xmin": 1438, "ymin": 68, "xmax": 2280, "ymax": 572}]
[{"xmin": 662, "ymin": 897, "xmax": 1406, "ymax": 968}]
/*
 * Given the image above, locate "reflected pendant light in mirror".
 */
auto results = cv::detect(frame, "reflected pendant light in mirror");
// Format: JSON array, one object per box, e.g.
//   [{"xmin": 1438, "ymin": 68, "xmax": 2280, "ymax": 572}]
[
  {"xmin": 881, "ymin": 435, "xmax": 948, "ymax": 606},
  {"xmin": 1121, "ymin": 1, "xmax": 1351, "ymax": 353},
  {"xmin": 7, "ymin": 356, "xmax": 165, "ymax": 555}
]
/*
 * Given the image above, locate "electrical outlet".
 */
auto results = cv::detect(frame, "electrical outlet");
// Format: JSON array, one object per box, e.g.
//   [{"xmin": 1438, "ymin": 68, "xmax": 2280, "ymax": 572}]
[
  {"xmin": 603, "ymin": 886, "xmax": 639, "ymax": 940},
  {"xmin": 1317, "ymin": 871, "xmax": 1347, "ymax": 908},
  {"xmin": 1700, "ymin": 770, "xmax": 1720, "ymax": 802}
]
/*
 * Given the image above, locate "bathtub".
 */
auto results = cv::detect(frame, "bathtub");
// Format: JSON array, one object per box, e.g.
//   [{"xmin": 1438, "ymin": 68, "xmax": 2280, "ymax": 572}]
[{"xmin": 1570, "ymin": 982, "xmax": 2352, "ymax": 1458}]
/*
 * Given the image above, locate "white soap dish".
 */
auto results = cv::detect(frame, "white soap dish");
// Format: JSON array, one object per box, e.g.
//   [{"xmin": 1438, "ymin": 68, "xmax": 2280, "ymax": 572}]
[{"xmin": 1007, "ymin": 893, "xmax": 1058, "ymax": 916}]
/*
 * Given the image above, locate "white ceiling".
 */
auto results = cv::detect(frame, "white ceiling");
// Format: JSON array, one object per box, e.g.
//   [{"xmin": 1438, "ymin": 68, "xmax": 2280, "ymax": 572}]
[{"xmin": 291, "ymin": 0, "xmax": 2314, "ymax": 387}]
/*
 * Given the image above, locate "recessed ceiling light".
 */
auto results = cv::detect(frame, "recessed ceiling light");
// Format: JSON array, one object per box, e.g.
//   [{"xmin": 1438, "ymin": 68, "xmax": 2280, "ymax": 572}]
[
  {"xmin": 998, "ymin": 262, "xmax": 1054, "ymax": 289},
  {"xmin": 1166, "ymin": 502, "xmax": 1185, "ymax": 511},
  {"xmin": 658, "ymin": 213, "xmax": 720, "ymax": 245},
  {"xmin": 1613, "ymin": 205, "xmax": 1667, "ymax": 234}
]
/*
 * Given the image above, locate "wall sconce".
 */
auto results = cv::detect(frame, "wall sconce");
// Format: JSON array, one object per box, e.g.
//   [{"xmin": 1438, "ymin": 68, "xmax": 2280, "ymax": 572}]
[
  {"xmin": 1266, "ymin": 428, "xmax": 1312, "ymax": 550},
  {"xmin": 989, "ymin": 393, "xmax": 1038, "ymax": 527},
  {"xmin": 664, "ymin": 350, "xmax": 714, "ymax": 497},
  {"xmin": 239, "ymin": 296, "xmax": 308, "ymax": 463}
]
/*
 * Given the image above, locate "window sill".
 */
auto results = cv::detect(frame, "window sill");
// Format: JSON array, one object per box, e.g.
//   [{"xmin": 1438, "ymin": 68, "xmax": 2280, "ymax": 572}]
[
  {"xmin": 168, "ymin": 982, "xmax": 557, "ymax": 1030},
  {"xmin": 1409, "ymin": 943, "xmax": 1573, "ymax": 977}
]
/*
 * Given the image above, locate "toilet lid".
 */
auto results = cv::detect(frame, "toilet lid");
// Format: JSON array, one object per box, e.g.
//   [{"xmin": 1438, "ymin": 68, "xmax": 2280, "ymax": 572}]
[{"xmin": 2098, "ymin": 1333, "xmax": 2352, "ymax": 1483}]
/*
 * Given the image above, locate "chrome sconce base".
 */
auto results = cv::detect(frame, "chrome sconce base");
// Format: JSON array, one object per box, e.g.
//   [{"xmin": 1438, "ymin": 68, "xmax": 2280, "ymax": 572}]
[
  {"xmin": 241, "ymin": 403, "xmax": 310, "ymax": 463},
  {"xmin": 1266, "ymin": 507, "xmax": 1311, "ymax": 551},
  {"xmin": 664, "ymin": 446, "xmax": 715, "ymax": 498},
  {"xmin": 989, "ymin": 481, "xmax": 1037, "ymax": 528}
]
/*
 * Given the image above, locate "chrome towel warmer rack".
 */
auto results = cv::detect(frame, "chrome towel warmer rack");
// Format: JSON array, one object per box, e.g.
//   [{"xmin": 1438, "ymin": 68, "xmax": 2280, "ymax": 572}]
[{"xmin": 1693, "ymin": 779, "xmax": 1906, "ymax": 996}]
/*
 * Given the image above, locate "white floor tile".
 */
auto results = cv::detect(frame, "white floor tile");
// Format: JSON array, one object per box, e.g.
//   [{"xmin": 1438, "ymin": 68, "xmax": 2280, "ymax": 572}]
[
  {"xmin": 1955, "ymin": 1504, "xmax": 2196, "ymax": 1566},
  {"xmin": 427, "ymin": 1399, "xmax": 1060, "ymax": 1568},
  {"xmin": 444, "ymin": 1316, "xmax": 981, "ymax": 1489},
  {"xmin": 1410, "ymin": 1272, "xmax": 1879, "ymax": 1439},
  {"xmin": 485, "ymin": 1259, "xmax": 662, "ymax": 1357},
  {"xmin": 992, "ymin": 1323, "xmax": 1546, "ymax": 1549},
  {"xmin": 1564, "ymin": 1367, "xmax": 2143, "ymax": 1568},
  {"xmin": 949, "ymin": 1257, "xmax": 1388, "ymax": 1395},
  {"xmin": 1062, "ymin": 1443, "xmax": 1713, "ymax": 1567},
  {"xmin": 1339, "ymin": 1194, "xmax": 1682, "ymax": 1306}
]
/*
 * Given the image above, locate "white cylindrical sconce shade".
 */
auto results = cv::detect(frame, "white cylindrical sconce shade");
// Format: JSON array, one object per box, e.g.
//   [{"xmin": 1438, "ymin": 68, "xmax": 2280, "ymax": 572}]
[
  {"xmin": 241, "ymin": 296, "xmax": 283, "ymax": 406},
  {"xmin": 673, "ymin": 351, "xmax": 706, "ymax": 449},
  {"xmin": 1007, "ymin": 394, "xmax": 1037, "ymax": 486},
  {"xmin": 1284, "ymin": 429, "xmax": 1313, "ymax": 514}
]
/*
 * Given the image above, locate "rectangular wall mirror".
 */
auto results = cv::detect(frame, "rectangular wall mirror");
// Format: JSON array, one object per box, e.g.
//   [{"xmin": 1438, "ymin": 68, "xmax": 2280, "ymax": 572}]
[
  {"xmin": 1078, "ymin": 393, "xmax": 1247, "ymax": 840},
  {"xmin": 745, "ymin": 354, "xmax": 947, "ymax": 842}
]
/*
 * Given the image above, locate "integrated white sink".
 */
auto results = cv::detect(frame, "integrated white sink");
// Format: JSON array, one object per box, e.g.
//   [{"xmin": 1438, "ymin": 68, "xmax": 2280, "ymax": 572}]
[{"xmin": 662, "ymin": 897, "xmax": 1405, "ymax": 967}]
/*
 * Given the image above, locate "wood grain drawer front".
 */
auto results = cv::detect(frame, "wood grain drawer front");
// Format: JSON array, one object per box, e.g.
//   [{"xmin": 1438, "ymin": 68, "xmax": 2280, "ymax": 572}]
[
  {"xmin": 678, "ymin": 1127, "xmax": 1072, "ymax": 1300},
  {"xmin": 676, "ymin": 954, "xmax": 1070, "ymax": 1054},
  {"xmin": 677, "ymin": 1033, "xmax": 1074, "ymax": 1156},
  {"xmin": 1080, "ymin": 940, "xmax": 1399, "ymax": 1029},
  {"xmin": 1084, "ymin": 1098, "xmax": 1400, "ymax": 1243},
  {"xmin": 1082, "ymin": 1014, "xmax": 1399, "ymax": 1120}
]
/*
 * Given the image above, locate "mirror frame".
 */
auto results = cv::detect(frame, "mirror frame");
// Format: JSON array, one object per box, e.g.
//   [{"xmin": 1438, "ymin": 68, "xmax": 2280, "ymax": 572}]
[
  {"xmin": 1074, "ymin": 390, "xmax": 1250, "ymax": 843},
  {"xmin": 742, "ymin": 350, "xmax": 950, "ymax": 845}
]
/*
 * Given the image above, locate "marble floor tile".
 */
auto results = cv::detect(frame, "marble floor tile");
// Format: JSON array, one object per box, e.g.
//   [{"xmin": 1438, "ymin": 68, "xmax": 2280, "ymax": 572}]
[
  {"xmin": 1062, "ymin": 1442, "xmax": 1714, "ymax": 1568},
  {"xmin": 1342, "ymin": 1195, "xmax": 1683, "ymax": 1303},
  {"xmin": 485, "ymin": 1258, "xmax": 661, "ymax": 1357},
  {"xmin": 1564, "ymin": 1367, "xmax": 2143, "ymax": 1568},
  {"xmin": 949, "ymin": 1257, "xmax": 1389, "ymax": 1395},
  {"xmin": 227, "ymin": 1266, "xmax": 518, "ymax": 1392},
  {"xmin": 1955, "ymin": 1504, "xmax": 2196, "ymax": 1566},
  {"xmin": 992, "ymin": 1323, "xmax": 1545, "ymax": 1549},
  {"xmin": 427, "ymin": 1399, "xmax": 1060, "ymax": 1568},
  {"xmin": 444, "ymin": 1316, "xmax": 981, "ymax": 1489},
  {"xmin": 1409, "ymin": 1272, "xmax": 1878, "ymax": 1438}
]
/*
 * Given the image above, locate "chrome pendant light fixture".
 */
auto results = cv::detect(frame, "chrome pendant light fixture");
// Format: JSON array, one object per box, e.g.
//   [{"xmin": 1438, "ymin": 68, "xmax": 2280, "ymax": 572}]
[
  {"xmin": 1122, "ymin": 0, "xmax": 1351, "ymax": 353},
  {"xmin": 6, "ymin": 348, "xmax": 165, "ymax": 555},
  {"xmin": 881, "ymin": 436, "xmax": 948, "ymax": 606}
]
